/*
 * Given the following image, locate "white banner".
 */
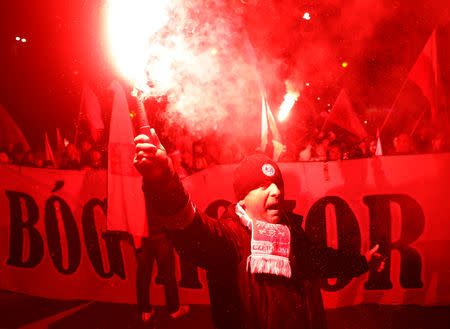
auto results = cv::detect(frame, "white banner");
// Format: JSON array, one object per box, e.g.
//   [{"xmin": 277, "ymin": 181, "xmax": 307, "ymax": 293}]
[{"xmin": 1, "ymin": 153, "xmax": 450, "ymax": 307}]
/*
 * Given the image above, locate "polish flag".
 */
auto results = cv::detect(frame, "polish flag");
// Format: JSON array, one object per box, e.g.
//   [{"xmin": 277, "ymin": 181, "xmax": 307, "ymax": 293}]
[
  {"xmin": 375, "ymin": 128, "xmax": 383, "ymax": 156},
  {"xmin": 408, "ymin": 29, "xmax": 440, "ymax": 118},
  {"xmin": 44, "ymin": 132, "xmax": 56, "ymax": 167},
  {"xmin": 0, "ymin": 103, "xmax": 30, "ymax": 151},
  {"xmin": 79, "ymin": 84, "xmax": 104, "ymax": 142},
  {"xmin": 56, "ymin": 128, "xmax": 65, "ymax": 154},
  {"xmin": 261, "ymin": 93, "xmax": 285, "ymax": 161},
  {"xmin": 107, "ymin": 80, "xmax": 148, "ymax": 238}
]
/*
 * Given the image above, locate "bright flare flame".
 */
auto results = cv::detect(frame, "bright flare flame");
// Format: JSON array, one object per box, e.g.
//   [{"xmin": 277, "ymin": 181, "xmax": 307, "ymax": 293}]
[
  {"xmin": 105, "ymin": 0, "xmax": 172, "ymax": 82},
  {"xmin": 278, "ymin": 92, "xmax": 299, "ymax": 122}
]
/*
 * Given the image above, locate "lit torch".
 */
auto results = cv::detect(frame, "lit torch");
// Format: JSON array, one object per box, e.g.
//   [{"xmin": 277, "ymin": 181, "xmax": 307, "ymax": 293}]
[{"xmin": 105, "ymin": 0, "xmax": 173, "ymax": 135}]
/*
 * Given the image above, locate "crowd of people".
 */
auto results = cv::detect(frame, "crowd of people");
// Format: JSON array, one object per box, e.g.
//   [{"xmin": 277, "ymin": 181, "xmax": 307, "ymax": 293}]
[
  {"xmin": 0, "ymin": 126, "xmax": 448, "ymax": 172},
  {"xmin": 0, "ymin": 137, "xmax": 106, "ymax": 170},
  {"xmin": 293, "ymin": 128, "xmax": 448, "ymax": 162}
]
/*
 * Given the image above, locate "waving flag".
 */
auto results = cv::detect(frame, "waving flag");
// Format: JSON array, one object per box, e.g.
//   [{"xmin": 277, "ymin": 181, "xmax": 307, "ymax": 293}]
[
  {"xmin": 380, "ymin": 29, "xmax": 445, "ymax": 135},
  {"xmin": 0, "ymin": 104, "xmax": 30, "ymax": 151},
  {"xmin": 322, "ymin": 89, "xmax": 367, "ymax": 139},
  {"xmin": 79, "ymin": 84, "xmax": 104, "ymax": 142},
  {"xmin": 375, "ymin": 128, "xmax": 383, "ymax": 156},
  {"xmin": 260, "ymin": 93, "xmax": 285, "ymax": 161},
  {"xmin": 44, "ymin": 132, "xmax": 56, "ymax": 167},
  {"xmin": 107, "ymin": 80, "xmax": 148, "ymax": 239},
  {"xmin": 408, "ymin": 29, "xmax": 440, "ymax": 118},
  {"xmin": 55, "ymin": 128, "xmax": 65, "ymax": 154}
]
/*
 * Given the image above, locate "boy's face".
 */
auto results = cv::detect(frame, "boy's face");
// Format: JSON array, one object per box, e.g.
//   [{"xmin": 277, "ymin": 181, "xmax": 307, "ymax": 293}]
[{"xmin": 241, "ymin": 182, "xmax": 284, "ymax": 224}]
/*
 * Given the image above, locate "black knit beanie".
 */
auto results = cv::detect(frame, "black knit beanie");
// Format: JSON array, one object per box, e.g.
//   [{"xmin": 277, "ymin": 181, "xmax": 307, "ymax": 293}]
[{"xmin": 233, "ymin": 154, "xmax": 284, "ymax": 201}]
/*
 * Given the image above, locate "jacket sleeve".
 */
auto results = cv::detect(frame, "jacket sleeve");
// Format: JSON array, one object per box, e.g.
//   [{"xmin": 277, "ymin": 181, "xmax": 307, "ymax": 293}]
[
  {"xmin": 142, "ymin": 176, "xmax": 242, "ymax": 271},
  {"xmin": 167, "ymin": 212, "xmax": 243, "ymax": 271},
  {"xmin": 307, "ymin": 243, "xmax": 369, "ymax": 278}
]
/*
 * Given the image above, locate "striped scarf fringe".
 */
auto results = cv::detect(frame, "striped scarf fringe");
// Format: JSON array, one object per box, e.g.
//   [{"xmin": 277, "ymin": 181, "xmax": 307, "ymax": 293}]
[{"xmin": 235, "ymin": 204, "xmax": 292, "ymax": 278}]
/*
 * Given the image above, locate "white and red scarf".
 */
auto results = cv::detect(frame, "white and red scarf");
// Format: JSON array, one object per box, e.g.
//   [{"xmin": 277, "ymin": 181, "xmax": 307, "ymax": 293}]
[{"xmin": 235, "ymin": 204, "xmax": 292, "ymax": 278}]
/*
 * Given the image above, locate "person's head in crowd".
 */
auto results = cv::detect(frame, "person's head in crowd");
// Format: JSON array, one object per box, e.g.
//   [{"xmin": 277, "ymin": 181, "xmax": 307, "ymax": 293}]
[
  {"xmin": 192, "ymin": 139, "xmax": 209, "ymax": 172},
  {"xmin": 431, "ymin": 133, "xmax": 445, "ymax": 153},
  {"xmin": 358, "ymin": 139, "xmax": 368, "ymax": 153},
  {"xmin": 298, "ymin": 143, "xmax": 313, "ymax": 161},
  {"xmin": 10, "ymin": 142, "xmax": 28, "ymax": 165},
  {"xmin": 351, "ymin": 138, "xmax": 370, "ymax": 159},
  {"xmin": 393, "ymin": 133, "xmax": 413, "ymax": 154},
  {"xmin": 369, "ymin": 139, "xmax": 378, "ymax": 156},
  {"xmin": 66, "ymin": 143, "xmax": 81, "ymax": 161},
  {"xmin": 24, "ymin": 151, "xmax": 35, "ymax": 166},
  {"xmin": 192, "ymin": 140, "xmax": 206, "ymax": 156},
  {"xmin": 326, "ymin": 141, "xmax": 343, "ymax": 161},
  {"xmin": 181, "ymin": 150, "xmax": 193, "ymax": 170},
  {"xmin": 234, "ymin": 154, "xmax": 284, "ymax": 224},
  {"xmin": 314, "ymin": 137, "xmax": 330, "ymax": 160},
  {"xmin": 79, "ymin": 137, "xmax": 94, "ymax": 167},
  {"xmin": 43, "ymin": 160, "xmax": 55, "ymax": 169},
  {"xmin": 327, "ymin": 130, "xmax": 337, "ymax": 143},
  {"xmin": 58, "ymin": 152, "xmax": 70, "ymax": 169},
  {"xmin": 80, "ymin": 137, "xmax": 93, "ymax": 154},
  {"xmin": 88, "ymin": 149, "xmax": 103, "ymax": 169},
  {"xmin": 0, "ymin": 151, "xmax": 9, "ymax": 163},
  {"xmin": 33, "ymin": 151, "xmax": 45, "ymax": 167},
  {"xmin": 11, "ymin": 142, "xmax": 25, "ymax": 164},
  {"xmin": 414, "ymin": 126, "xmax": 432, "ymax": 153}
]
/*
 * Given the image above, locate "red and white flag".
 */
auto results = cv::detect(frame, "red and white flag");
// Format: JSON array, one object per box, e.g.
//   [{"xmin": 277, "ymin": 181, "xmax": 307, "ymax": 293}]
[
  {"xmin": 242, "ymin": 31, "xmax": 285, "ymax": 161},
  {"xmin": 323, "ymin": 89, "xmax": 367, "ymax": 139},
  {"xmin": 0, "ymin": 103, "xmax": 30, "ymax": 151},
  {"xmin": 375, "ymin": 128, "xmax": 383, "ymax": 156},
  {"xmin": 79, "ymin": 84, "xmax": 104, "ymax": 142},
  {"xmin": 380, "ymin": 29, "xmax": 445, "ymax": 135},
  {"xmin": 408, "ymin": 29, "xmax": 441, "ymax": 118},
  {"xmin": 56, "ymin": 128, "xmax": 65, "ymax": 154},
  {"xmin": 44, "ymin": 132, "xmax": 56, "ymax": 167},
  {"xmin": 260, "ymin": 93, "xmax": 285, "ymax": 161},
  {"xmin": 107, "ymin": 80, "xmax": 148, "ymax": 239}
]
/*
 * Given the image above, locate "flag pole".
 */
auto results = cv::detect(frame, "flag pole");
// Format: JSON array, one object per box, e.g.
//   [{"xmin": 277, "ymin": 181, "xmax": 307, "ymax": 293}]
[
  {"xmin": 410, "ymin": 104, "xmax": 429, "ymax": 136},
  {"xmin": 379, "ymin": 76, "xmax": 410, "ymax": 136},
  {"xmin": 73, "ymin": 102, "xmax": 82, "ymax": 147}
]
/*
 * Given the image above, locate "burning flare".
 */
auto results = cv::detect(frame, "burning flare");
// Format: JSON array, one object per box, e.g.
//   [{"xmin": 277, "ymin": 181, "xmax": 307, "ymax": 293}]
[
  {"xmin": 105, "ymin": 0, "xmax": 172, "ymax": 84},
  {"xmin": 278, "ymin": 92, "xmax": 299, "ymax": 122}
]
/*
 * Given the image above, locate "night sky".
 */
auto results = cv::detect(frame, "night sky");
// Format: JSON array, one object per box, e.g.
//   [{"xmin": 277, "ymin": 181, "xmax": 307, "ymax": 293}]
[{"xmin": 0, "ymin": 0, "xmax": 449, "ymax": 151}]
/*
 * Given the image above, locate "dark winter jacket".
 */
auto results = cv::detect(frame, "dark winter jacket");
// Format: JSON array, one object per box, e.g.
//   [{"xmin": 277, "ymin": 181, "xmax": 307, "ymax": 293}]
[{"xmin": 143, "ymin": 178, "xmax": 368, "ymax": 329}]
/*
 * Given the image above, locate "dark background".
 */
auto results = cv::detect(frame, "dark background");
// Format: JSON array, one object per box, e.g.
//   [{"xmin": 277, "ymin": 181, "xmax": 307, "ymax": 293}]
[{"xmin": 0, "ymin": 0, "xmax": 449, "ymax": 150}]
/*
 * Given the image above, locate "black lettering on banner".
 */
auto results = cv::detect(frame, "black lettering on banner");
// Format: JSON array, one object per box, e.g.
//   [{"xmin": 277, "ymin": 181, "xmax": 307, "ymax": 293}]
[
  {"xmin": 45, "ymin": 196, "xmax": 81, "ymax": 274},
  {"xmin": 305, "ymin": 196, "xmax": 361, "ymax": 292},
  {"xmin": 5, "ymin": 191, "xmax": 44, "ymax": 268},
  {"xmin": 363, "ymin": 194, "xmax": 424, "ymax": 289},
  {"xmin": 82, "ymin": 198, "xmax": 126, "ymax": 279}
]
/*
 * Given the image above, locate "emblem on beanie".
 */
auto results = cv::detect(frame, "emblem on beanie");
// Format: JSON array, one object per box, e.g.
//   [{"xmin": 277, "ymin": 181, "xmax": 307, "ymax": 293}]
[{"xmin": 262, "ymin": 163, "xmax": 276, "ymax": 177}]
